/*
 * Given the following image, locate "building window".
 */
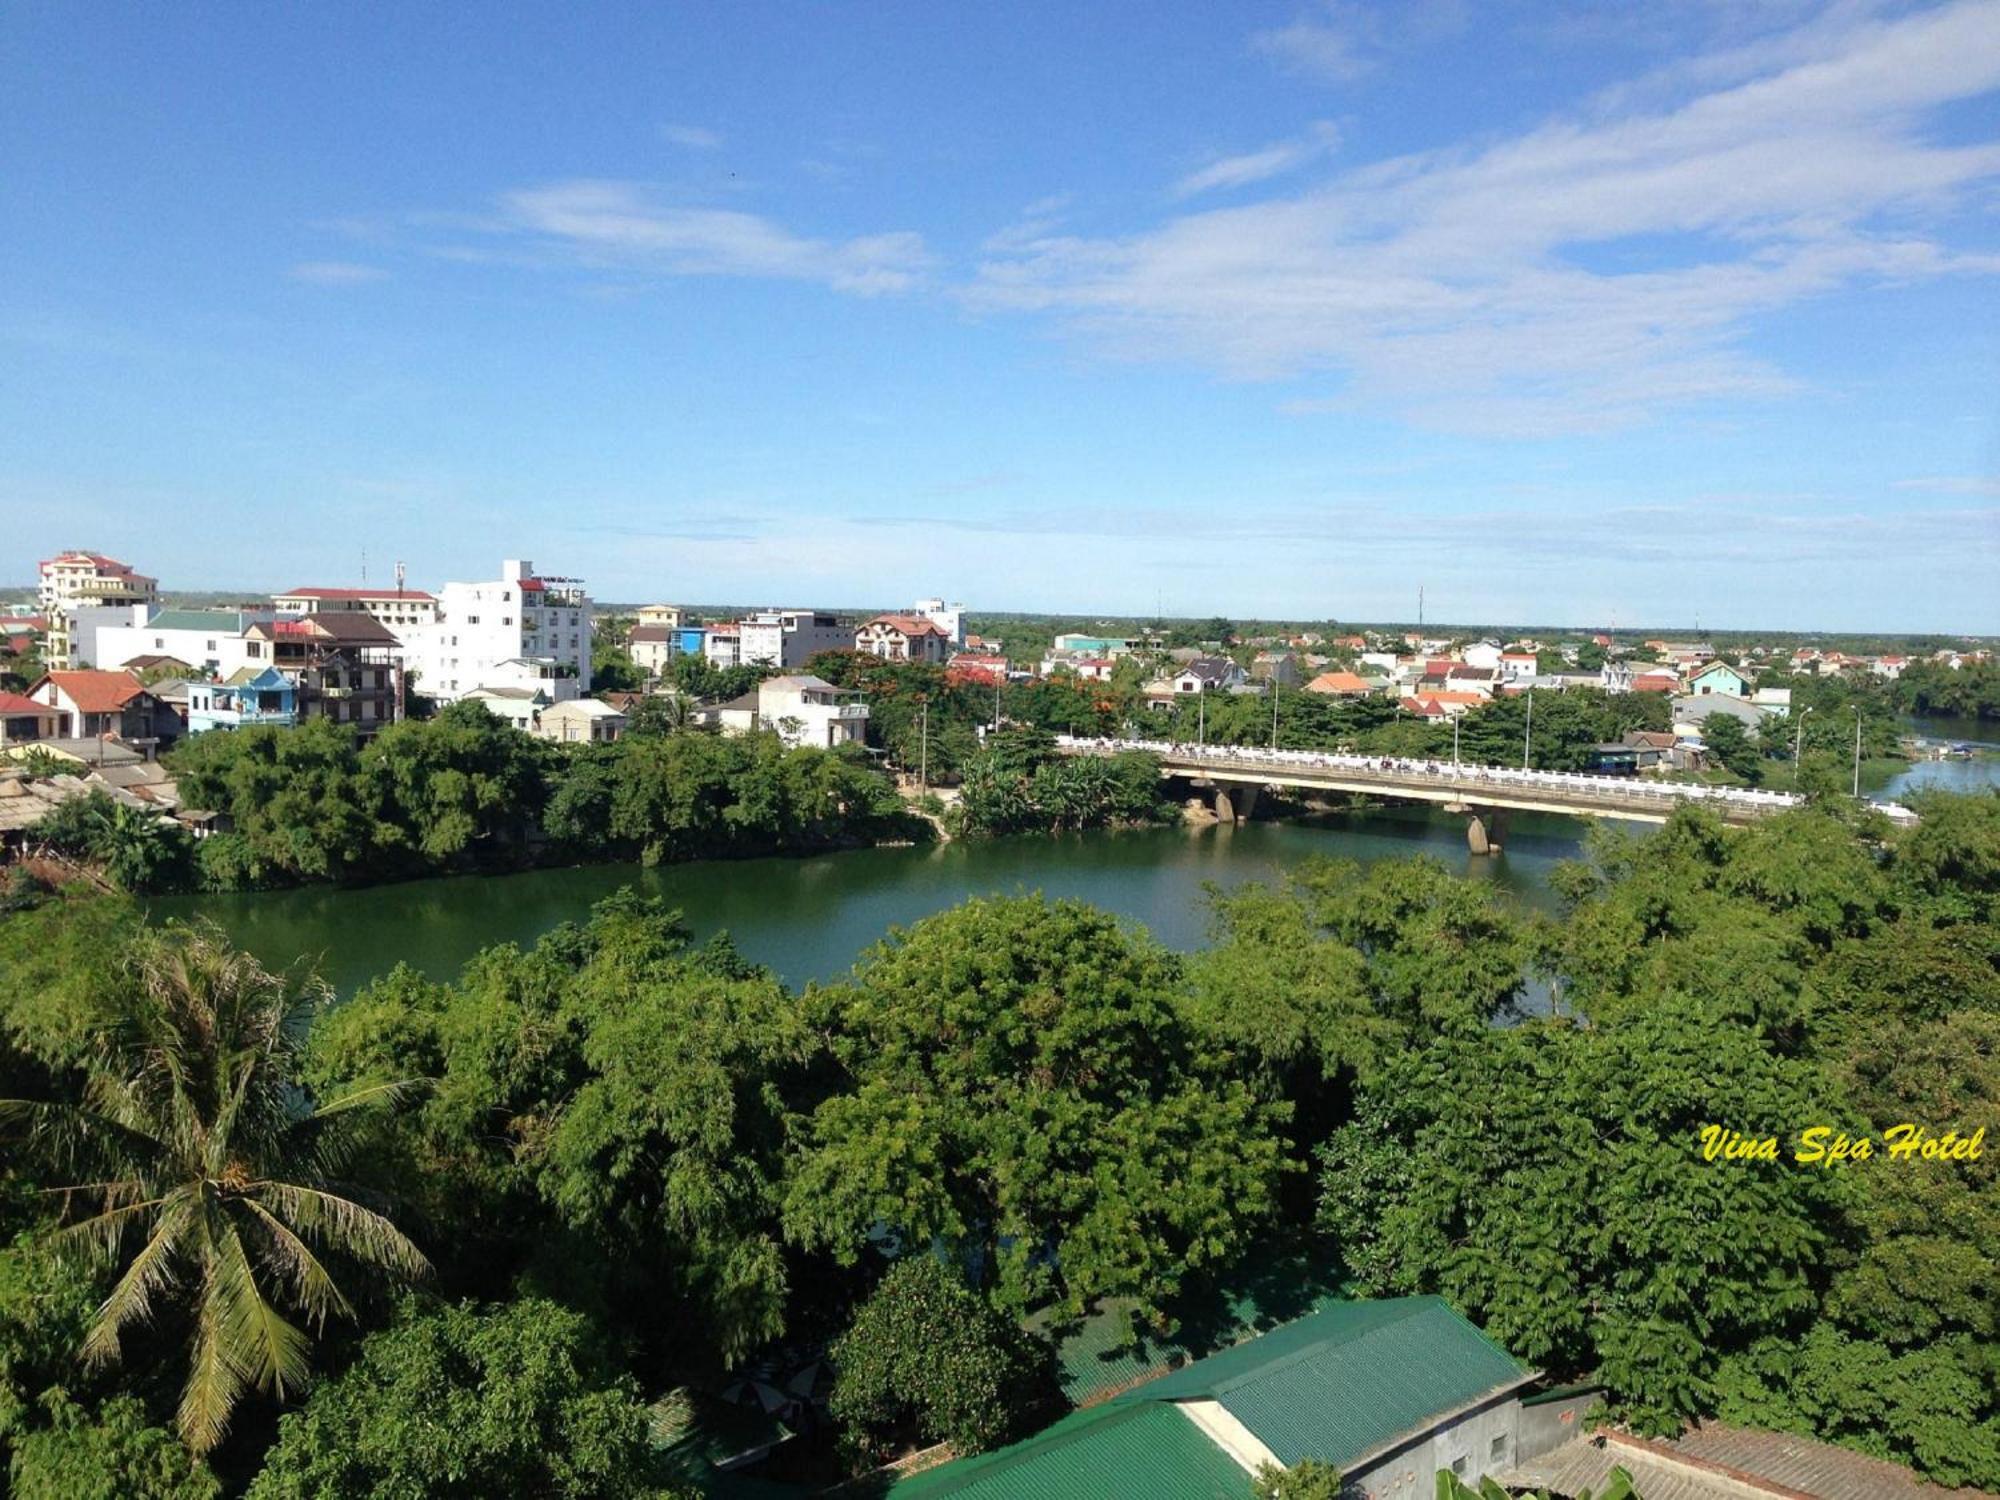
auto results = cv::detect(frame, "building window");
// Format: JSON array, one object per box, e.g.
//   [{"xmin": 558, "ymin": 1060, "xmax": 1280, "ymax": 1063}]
[
  {"xmin": 1451, "ymin": 1457, "xmax": 1467, "ymax": 1477},
  {"xmin": 1490, "ymin": 1435, "xmax": 1507, "ymax": 1461}
]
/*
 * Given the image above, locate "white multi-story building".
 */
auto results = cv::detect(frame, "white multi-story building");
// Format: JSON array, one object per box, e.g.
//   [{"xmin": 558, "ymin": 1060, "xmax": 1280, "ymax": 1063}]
[
  {"xmin": 737, "ymin": 609, "xmax": 850, "ymax": 670},
  {"xmin": 93, "ymin": 607, "xmax": 274, "ymax": 678},
  {"xmin": 912, "ymin": 597, "xmax": 966, "ymax": 647},
  {"xmin": 715, "ymin": 674, "xmax": 868, "ymax": 750},
  {"xmin": 39, "ymin": 551, "xmax": 158, "ymax": 665},
  {"xmin": 403, "ymin": 559, "xmax": 591, "ymax": 703},
  {"xmin": 272, "ymin": 584, "xmax": 439, "ymax": 630}
]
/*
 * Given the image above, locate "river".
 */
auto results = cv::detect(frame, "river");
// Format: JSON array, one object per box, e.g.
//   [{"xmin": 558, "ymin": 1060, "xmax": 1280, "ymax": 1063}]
[
  {"xmin": 156, "ymin": 805, "xmax": 1588, "ymax": 993},
  {"xmin": 1889, "ymin": 714, "xmax": 2000, "ymax": 798}
]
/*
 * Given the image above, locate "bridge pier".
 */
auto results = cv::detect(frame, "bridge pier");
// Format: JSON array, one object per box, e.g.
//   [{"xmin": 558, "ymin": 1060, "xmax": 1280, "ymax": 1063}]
[{"xmin": 1212, "ymin": 782, "xmax": 1261, "ymax": 824}]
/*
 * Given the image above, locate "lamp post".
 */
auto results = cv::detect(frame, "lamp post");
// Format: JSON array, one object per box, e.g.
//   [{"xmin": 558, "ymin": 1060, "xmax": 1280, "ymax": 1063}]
[
  {"xmin": 1270, "ymin": 679, "xmax": 1279, "ymax": 749},
  {"xmin": 1452, "ymin": 712, "xmax": 1461, "ymax": 768},
  {"xmin": 1197, "ymin": 688, "xmax": 1206, "ymax": 747},
  {"xmin": 1793, "ymin": 705, "xmax": 1813, "ymax": 765},
  {"xmin": 1522, "ymin": 688, "xmax": 1534, "ymax": 770},
  {"xmin": 1852, "ymin": 706, "xmax": 1863, "ymax": 798}
]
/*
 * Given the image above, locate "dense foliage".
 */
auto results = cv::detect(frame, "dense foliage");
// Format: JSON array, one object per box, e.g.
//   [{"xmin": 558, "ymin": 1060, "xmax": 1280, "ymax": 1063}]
[
  {"xmin": 246, "ymin": 1297, "xmax": 693, "ymax": 1500},
  {"xmin": 827, "ymin": 1256, "xmax": 1060, "ymax": 1462},
  {"xmin": 953, "ymin": 728, "xmax": 1174, "ymax": 835},
  {"xmin": 155, "ymin": 702, "xmax": 918, "ymax": 892},
  {"xmin": 2, "ymin": 789, "xmax": 1996, "ymax": 1492}
]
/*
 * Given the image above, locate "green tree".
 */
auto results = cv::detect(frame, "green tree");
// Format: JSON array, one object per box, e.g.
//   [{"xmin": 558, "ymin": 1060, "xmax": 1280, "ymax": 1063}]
[
  {"xmin": 1702, "ymin": 714, "xmax": 1761, "ymax": 782},
  {"xmin": 0, "ymin": 925, "xmax": 430, "ymax": 1452},
  {"xmin": 246, "ymin": 1296, "xmax": 693, "ymax": 1500},
  {"xmin": 8, "ymin": 1391, "xmax": 219, "ymax": 1500},
  {"xmin": 828, "ymin": 1256, "xmax": 1061, "ymax": 1464},
  {"xmin": 785, "ymin": 896, "xmax": 1286, "ymax": 1318},
  {"xmin": 303, "ymin": 893, "xmax": 813, "ymax": 1365}
]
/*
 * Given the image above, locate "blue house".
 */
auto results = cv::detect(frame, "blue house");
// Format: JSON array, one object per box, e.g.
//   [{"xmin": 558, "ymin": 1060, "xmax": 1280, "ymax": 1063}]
[
  {"xmin": 676, "ymin": 625, "xmax": 707, "ymax": 658},
  {"xmin": 187, "ymin": 666, "xmax": 298, "ymax": 733}
]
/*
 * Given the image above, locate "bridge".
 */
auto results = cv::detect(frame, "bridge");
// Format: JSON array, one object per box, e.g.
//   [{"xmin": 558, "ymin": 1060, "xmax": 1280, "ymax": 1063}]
[{"xmin": 1053, "ymin": 736, "xmax": 1916, "ymax": 853}]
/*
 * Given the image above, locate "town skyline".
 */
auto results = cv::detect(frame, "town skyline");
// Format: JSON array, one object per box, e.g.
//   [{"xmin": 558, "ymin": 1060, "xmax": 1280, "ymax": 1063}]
[{"xmin": 5, "ymin": 2, "xmax": 1998, "ymax": 629}]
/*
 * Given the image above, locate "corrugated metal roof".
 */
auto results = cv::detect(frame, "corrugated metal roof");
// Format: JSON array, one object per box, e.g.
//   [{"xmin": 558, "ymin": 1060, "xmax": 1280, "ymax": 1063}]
[
  {"xmin": 887, "ymin": 1403, "xmax": 1251, "ymax": 1500},
  {"xmin": 1123, "ymin": 1296, "xmax": 1529, "ymax": 1469}
]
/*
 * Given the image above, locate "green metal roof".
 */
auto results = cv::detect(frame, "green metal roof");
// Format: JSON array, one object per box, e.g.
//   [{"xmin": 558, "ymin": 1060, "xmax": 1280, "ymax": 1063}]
[
  {"xmin": 146, "ymin": 608, "xmax": 251, "ymax": 632},
  {"xmin": 1122, "ymin": 1296, "xmax": 1530, "ymax": 1470},
  {"xmin": 888, "ymin": 1402, "xmax": 1252, "ymax": 1500}
]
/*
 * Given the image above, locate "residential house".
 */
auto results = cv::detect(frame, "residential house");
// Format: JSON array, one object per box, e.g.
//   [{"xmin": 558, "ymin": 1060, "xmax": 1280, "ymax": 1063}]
[
  {"xmin": 1460, "ymin": 642, "xmax": 1504, "ymax": 671},
  {"xmin": 186, "ymin": 667, "xmax": 298, "ymax": 734},
  {"xmin": 1750, "ymin": 685, "xmax": 1792, "ymax": 716},
  {"xmin": 95, "ymin": 607, "xmax": 273, "ymax": 679},
  {"xmin": 855, "ymin": 614, "xmax": 952, "ymax": 664},
  {"xmin": 461, "ymin": 686, "xmax": 547, "ymax": 732},
  {"xmin": 716, "ymin": 675, "xmax": 868, "ymax": 750},
  {"xmin": 1629, "ymin": 670, "xmax": 1682, "ymax": 694},
  {"xmin": 1620, "ymin": 730, "xmax": 1682, "ymax": 770},
  {"xmin": 634, "ymin": 604, "xmax": 687, "ymax": 630},
  {"xmin": 1871, "ymin": 655, "xmax": 1909, "ymax": 679},
  {"xmin": 1499, "ymin": 651, "xmax": 1538, "ymax": 681},
  {"xmin": 740, "ymin": 609, "xmax": 852, "ymax": 669},
  {"xmin": 38, "ymin": 551, "xmax": 158, "ymax": 665},
  {"xmin": 1052, "ymin": 633, "xmax": 1134, "ymax": 657},
  {"xmin": 1249, "ymin": 651, "xmax": 1301, "ymax": 687},
  {"xmin": 703, "ymin": 624, "xmax": 742, "ymax": 669},
  {"xmin": 1304, "ymin": 670, "xmax": 1372, "ymax": 697},
  {"xmin": 946, "ymin": 654, "xmax": 1011, "ymax": 687},
  {"xmin": 890, "ymin": 1297, "xmax": 1545, "ymax": 1500},
  {"xmin": 532, "ymin": 698, "xmax": 627, "ymax": 743},
  {"xmin": 626, "ymin": 625, "xmax": 679, "ymax": 677},
  {"xmin": 401, "ymin": 559, "xmax": 591, "ymax": 704},
  {"xmin": 1685, "ymin": 661, "xmax": 1748, "ymax": 697},
  {"xmin": 272, "ymin": 585, "xmax": 439, "ymax": 630},
  {"xmin": 1171, "ymin": 657, "xmax": 1246, "ymax": 695},
  {"xmin": 29, "ymin": 670, "xmax": 168, "ymax": 744},
  {"xmin": 0, "ymin": 692, "xmax": 61, "ymax": 747},
  {"xmin": 246, "ymin": 613, "xmax": 403, "ymax": 735},
  {"xmin": 1672, "ymin": 694, "xmax": 1767, "ymax": 739},
  {"xmin": 1402, "ymin": 691, "xmax": 1483, "ymax": 719}
]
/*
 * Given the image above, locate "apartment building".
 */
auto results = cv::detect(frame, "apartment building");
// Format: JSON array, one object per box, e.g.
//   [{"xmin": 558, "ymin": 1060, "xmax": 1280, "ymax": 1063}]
[
  {"xmin": 401, "ymin": 559, "xmax": 592, "ymax": 703},
  {"xmin": 738, "ymin": 609, "xmax": 851, "ymax": 669},
  {"xmin": 272, "ymin": 584, "xmax": 440, "ymax": 630},
  {"xmin": 38, "ymin": 551, "xmax": 158, "ymax": 665}
]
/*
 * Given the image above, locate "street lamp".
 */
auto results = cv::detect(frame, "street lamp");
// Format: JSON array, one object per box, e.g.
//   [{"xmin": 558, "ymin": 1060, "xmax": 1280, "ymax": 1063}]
[
  {"xmin": 1852, "ymin": 706, "xmax": 1863, "ymax": 798},
  {"xmin": 1793, "ymin": 705, "xmax": 1813, "ymax": 766}
]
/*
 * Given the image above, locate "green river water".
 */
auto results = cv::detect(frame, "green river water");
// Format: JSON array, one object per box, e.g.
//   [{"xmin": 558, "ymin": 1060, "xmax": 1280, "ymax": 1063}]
[{"xmin": 156, "ymin": 805, "xmax": 1587, "ymax": 994}]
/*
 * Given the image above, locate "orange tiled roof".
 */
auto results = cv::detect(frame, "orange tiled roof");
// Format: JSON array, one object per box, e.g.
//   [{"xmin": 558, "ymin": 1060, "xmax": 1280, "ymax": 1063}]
[{"xmin": 37, "ymin": 670, "xmax": 147, "ymax": 714}]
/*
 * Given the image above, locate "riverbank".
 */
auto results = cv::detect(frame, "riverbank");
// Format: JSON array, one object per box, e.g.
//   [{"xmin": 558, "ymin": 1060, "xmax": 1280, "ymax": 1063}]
[{"xmin": 151, "ymin": 803, "xmax": 1586, "ymax": 993}]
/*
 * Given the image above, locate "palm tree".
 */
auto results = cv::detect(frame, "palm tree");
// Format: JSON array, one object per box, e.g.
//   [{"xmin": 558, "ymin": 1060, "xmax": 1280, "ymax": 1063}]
[{"xmin": 0, "ymin": 923, "xmax": 430, "ymax": 1453}]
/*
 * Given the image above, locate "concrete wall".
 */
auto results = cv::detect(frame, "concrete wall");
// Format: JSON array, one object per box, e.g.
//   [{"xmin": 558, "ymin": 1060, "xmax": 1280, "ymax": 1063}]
[
  {"xmin": 1347, "ymin": 1392, "xmax": 1521, "ymax": 1500},
  {"xmin": 1516, "ymin": 1390, "xmax": 1605, "ymax": 1462}
]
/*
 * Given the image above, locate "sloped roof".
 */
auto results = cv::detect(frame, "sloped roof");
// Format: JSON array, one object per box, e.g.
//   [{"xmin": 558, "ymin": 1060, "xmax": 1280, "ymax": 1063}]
[
  {"xmin": 890, "ymin": 1401, "xmax": 1251, "ymax": 1500},
  {"xmin": 1305, "ymin": 671, "xmax": 1370, "ymax": 694},
  {"xmin": 861, "ymin": 614, "xmax": 948, "ymax": 637},
  {"xmin": 1126, "ymin": 1296, "xmax": 1530, "ymax": 1470},
  {"xmin": 627, "ymin": 625, "xmax": 675, "ymax": 643},
  {"xmin": 145, "ymin": 607, "xmax": 252, "ymax": 632},
  {"xmin": 0, "ymin": 691, "xmax": 55, "ymax": 716},
  {"xmin": 36, "ymin": 670, "xmax": 147, "ymax": 713},
  {"xmin": 1504, "ymin": 1425, "xmax": 1988, "ymax": 1500}
]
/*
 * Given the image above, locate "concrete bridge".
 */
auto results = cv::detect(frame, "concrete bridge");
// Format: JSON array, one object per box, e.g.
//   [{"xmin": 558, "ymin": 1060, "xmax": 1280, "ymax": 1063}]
[{"xmin": 1053, "ymin": 736, "xmax": 1916, "ymax": 853}]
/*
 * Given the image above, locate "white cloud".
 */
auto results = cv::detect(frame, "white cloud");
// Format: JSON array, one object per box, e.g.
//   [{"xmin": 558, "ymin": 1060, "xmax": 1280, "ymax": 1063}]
[
  {"xmin": 977, "ymin": 0, "xmax": 2000, "ymax": 435},
  {"xmin": 1174, "ymin": 122, "xmax": 1341, "ymax": 199},
  {"xmin": 494, "ymin": 179, "xmax": 931, "ymax": 294},
  {"xmin": 288, "ymin": 260, "xmax": 388, "ymax": 285},
  {"xmin": 661, "ymin": 124, "xmax": 724, "ymax": 149},
  {"xmin": 1251, "ymin": 8, "xmax": 1372, "ymax": 81},
  {"xmin": 1894, "ymin": 475, "xmax": 2000, "ymax": 496}
]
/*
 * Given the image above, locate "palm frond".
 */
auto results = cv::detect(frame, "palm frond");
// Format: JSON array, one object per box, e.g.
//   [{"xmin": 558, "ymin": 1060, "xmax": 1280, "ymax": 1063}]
[
  {"xmin": 80, "ymin": 1190, "xmax": 196, "ymax": 1365},
  {"xmin": 210, "ymin": 1211, "xmax": 311, "ymax": 1399},
  {"xmin": 235, "ymin": 1195, "xmax": 355, "ymax": 1329},
  {"xmin": 253, "ymin": 1181, "xmax": 433, "ymax": 1282},
  {"xmin": 178, "ymin": 1248, "xmax": 247, "ymax": 1455}
]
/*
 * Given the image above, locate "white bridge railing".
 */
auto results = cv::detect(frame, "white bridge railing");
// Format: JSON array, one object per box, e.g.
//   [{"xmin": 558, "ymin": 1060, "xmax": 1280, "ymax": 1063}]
[{"xmin": 1052, "ymin": 735, "xmax": 1919, "ymax": 825}]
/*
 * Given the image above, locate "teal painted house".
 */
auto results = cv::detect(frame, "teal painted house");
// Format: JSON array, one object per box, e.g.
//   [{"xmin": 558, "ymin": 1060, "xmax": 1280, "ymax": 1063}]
[
  {"xmin": 1685, "ymin": 660, "xmax": 1748, "ymax": 697},
  {"xmin": 186, "ymin": 665, "xmax": 297, "ymax": 733},
  {"xmin": 891, "ymin": 1297, "xmax": 1544, "ymax": 1500}
]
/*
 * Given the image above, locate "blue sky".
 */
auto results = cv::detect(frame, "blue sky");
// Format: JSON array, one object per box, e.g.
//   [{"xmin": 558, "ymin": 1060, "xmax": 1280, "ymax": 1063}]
[{"xmin": 3, "ymin": 1, "xmax": 1997, "ymax": 631}]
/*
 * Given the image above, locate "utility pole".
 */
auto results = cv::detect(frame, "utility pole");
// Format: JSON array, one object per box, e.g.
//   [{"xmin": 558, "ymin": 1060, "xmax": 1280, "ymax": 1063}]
[
  {"xmin": 1197, "ymin": 689, "xmax": 1206, "ymax": 746},
  {"xmin": 1270, "ymin": 678, "xmax": 1279, "ymax": 748},
  {"xmin": 1452, "ymin": 712, "xmax": 1461, "ymax": 767},
  {"xmin": 1852, "ymin": 707, "xmax": 1863, "ymax": 798},
  {"xmin": 1523, "ymin": 689, "xmax": 1533, "ymax": 769},
  {"xmin": 919, "ymin": 699, "xmax": 929, "ymax": 789}
]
